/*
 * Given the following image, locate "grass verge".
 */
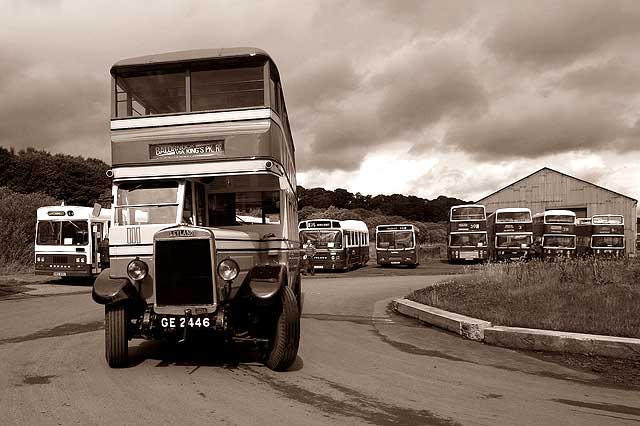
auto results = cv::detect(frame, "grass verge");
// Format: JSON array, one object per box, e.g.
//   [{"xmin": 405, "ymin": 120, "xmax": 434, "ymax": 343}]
[{"xmin": 407, "ymin": 258, "xmax": 640, "ymax": 338}]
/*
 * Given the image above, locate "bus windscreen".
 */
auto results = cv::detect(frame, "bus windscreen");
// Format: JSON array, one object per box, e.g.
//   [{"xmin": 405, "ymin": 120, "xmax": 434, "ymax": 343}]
[
  {"xmin": 449, "ymin": 233, "xmax": 487, "ymax": 247},
  {"xmin": 592, "ymin": 236, "xmax": 624, "ymax": 248},
  {"xmin": 377, "ymin": 231, "xmax": 414, "ymax": 249},
  {"xmin": 544, "ymin": 235, "xmax": 575, "ymax": 248},
  {"xmin": 300, "ymin": 231, "xmax": 342, "ymax": 249},
  {"xmin": 115, "ymin": 180, "xmax": 179, "ymax": 225},
  {"xmin": 496, "ymin": 234, "xmax": 532, "ymax": 248},
  {"xmin": 37, "ymin": 221, "xmax": 89, "ymax": 246}
]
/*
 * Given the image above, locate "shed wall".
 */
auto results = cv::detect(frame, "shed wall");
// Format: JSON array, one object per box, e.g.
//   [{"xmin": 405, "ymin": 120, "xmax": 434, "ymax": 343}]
[{"xmin": 479, "ymin": 169, "xmax": 637, "ymax": 254}]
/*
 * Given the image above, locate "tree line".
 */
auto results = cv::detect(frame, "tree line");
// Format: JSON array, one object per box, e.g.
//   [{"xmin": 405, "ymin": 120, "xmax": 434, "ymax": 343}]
[{"xmin": 297, "ymin": 186, "xmax": 467, "ymax": 223}]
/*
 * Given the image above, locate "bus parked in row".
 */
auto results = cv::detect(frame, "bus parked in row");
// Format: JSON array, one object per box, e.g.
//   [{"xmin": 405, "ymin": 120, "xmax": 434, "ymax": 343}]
[
  {"xmin": 447, "ymin": 204, "xmax": 488, "ymax": 262},
  {"xmin": 298, "ymin": 219, "xmax": 369, "ymax": 270},
  {"xmin": 35, "ymin": 205, "xmax": 111, "ymax": 277},
  {"xmin": 92, "ymin": 48, "xmax": 301, "ymax": 371},
  {"xmin": 532, "ymin": 210, "xmax": 576, "ymax": 259},
  {"xmin": 577, "ymin": 215, "xmax": 625, "ymax": 257},
  {"xmin": 487, "ymin": 208, "xmax": 532, "ymax": 261},
  {"xmin": 375, "ymin": 224, "xmax": 419, "ymax": 268}
]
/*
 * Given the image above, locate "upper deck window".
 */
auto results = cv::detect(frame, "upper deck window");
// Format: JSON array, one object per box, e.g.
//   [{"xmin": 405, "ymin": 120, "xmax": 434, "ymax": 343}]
[
  {"xmin": 545, "ymin": 214, "xmax": 574, "ymax": 224},
  {"xmin": 191, "ymin": 65, "xmax": 264, "ymax": 111},
  {"xmin": 496, "ymin": 211, "xmax": 531, "ymax": 223},
  {"xmin": 114, "ymin": 61, "xmax": 266, "ymax": 118},
  {"xmin": 451, "ymin": 207, "xmax": 485, "ymax": 221},
  {"xmin": 116, "ymin": 69, "xmax": 186, "ymax": 117}
]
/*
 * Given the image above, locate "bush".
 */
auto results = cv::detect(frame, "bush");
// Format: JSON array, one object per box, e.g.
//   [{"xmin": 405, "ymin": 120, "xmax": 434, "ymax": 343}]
[{"xmin": 0, "ymin": 187, "xmax": 57, "ymax": 273}]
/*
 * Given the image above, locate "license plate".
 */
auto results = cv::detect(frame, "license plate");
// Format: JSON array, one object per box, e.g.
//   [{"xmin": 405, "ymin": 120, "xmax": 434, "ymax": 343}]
[
  {"xmin": 314, "ymin": 265, "xmax": 324, "ymax": 269},
  {"xmin": 391, "ymin": 261, "xmax": 401, "ymax": 264},
  {"xmin": 53, "ymin": 272, "xmax": 67, "ymax": 277}
]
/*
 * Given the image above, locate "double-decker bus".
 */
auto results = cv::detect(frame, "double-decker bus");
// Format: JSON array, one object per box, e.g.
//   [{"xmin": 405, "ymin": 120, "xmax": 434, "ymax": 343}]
[
  {"xmin": 487, "ymin": 208, "xmax": 532, "ymax": 261},
  {"xmin": 590, "ymin": 214, "xmax": 625, "ymax": 257},
  {"xmin": 575, "ymin": 217, "xmax": 592, "ymax": 257},
  {"xmin": 375, "ymin": 224, "xmax": 419, "ymax": 268},
  {"xmin": 35, "ymin": 205, "xmax": 111, "ymax": 277},
  {"xmin": 92, "ymin": 48, "xmax": 301, "ymax": 371},
  {"xmin": 298, "ymin": 219, "xmax": 369, "ymax": 270},
  {"xmin": 532, "ymin": 210, "xmax": 576, "ymax": 259},
  {"xmin": 447, "ymin": 204, "xmax": 488, "ymax": 262}
]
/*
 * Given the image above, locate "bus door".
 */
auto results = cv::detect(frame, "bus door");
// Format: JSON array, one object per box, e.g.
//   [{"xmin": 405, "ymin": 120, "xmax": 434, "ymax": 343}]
[{"xmin": 92, "ymin": 222, "xmax": 104, "ymax": 274}]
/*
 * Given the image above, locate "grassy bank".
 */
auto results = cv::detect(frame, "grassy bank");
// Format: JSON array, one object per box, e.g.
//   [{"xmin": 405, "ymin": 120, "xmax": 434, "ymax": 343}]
[{"xmin": 407, "ymin": 258, "xmax": 640, "ymax": 338}]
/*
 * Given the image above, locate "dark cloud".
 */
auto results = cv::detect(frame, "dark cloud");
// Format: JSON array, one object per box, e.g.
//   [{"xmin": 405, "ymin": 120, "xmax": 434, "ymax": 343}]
[
  {"xmin": 0, "ymin": 45, "xmax": 109, "ymax": 160},
  {"xmin": 300, "ymin": 46, "xmax": 487, "ymax": 171},
  {"xmin": 446, "ymin": 99, "xmax": 635, "ymax": 161},
  {"xmin": 486, "ymin": 0, "xmax": 640, "ymax": 67},
  {"xmin": 557, "ymin": 57, "xmax": 640, "ymax": 96}
]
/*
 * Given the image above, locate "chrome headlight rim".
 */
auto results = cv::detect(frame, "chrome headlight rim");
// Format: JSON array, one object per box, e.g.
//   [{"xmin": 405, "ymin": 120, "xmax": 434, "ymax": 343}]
[
  {"xmin": 217, "ymin": 259, "xmax": 239, "ymax": 281},
  {"xmin": 127, "ymin": 258, "xmax": 148, "ymax": 281}
]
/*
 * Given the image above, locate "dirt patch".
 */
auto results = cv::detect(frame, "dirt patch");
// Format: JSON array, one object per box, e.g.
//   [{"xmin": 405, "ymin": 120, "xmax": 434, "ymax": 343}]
[
  {"xmin": 19, "ymin": 374, "xmax": 58, "ymax": 386},
  {"xmin": 528, "ymin": 351, "xmax": 640, "ymax": 390}
]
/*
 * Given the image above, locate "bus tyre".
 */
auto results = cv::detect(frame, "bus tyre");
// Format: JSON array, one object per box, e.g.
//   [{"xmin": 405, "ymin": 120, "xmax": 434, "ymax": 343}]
[
  {"xmin": 105, "ymin": 304, "xmax": 128, "ymax": 368},
  {"xmin": 265, "ymin": 287, "xmax": 300, "ymax": 371}
]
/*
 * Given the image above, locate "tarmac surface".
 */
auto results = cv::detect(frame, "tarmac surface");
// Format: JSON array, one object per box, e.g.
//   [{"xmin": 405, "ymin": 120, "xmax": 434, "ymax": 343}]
[{"xmin": 1, "ymin": 265, "xmax": 639, "ymax": 425}]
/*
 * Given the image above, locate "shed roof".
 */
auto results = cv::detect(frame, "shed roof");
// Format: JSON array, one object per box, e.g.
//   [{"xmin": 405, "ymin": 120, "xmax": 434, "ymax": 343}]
[{"xmin": 477, "ymin": 167, "xmax": 637, "ymax": 204}]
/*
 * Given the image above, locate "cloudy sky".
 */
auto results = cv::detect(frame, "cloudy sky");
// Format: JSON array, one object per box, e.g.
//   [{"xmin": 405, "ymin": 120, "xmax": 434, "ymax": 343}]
[{"xmin": 1, "ymin": 0, "xmax": 639, "ymax": 202}]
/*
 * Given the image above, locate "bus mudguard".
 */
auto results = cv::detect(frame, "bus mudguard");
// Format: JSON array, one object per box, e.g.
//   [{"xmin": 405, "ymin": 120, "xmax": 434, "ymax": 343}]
[
  {"xmin": 92, "ymin": 269, "xmax": 139, "ymax": 305},
  {"xmin": 249, "ymin": 264, "xmax": 287, "ymax": 301}
]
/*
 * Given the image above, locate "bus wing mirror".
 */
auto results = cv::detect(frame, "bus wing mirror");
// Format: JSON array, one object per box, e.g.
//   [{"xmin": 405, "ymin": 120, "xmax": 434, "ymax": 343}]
[{"xmin": 92, "ymin": 203, "xmax": 102, "ymax": 218}]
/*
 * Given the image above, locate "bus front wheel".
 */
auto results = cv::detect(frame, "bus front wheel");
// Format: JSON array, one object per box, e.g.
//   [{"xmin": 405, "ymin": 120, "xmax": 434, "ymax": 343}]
[
  {"xmin": 264, "ymin": 287, "xmax": 300, "ymax": 371},
  {"xmin": 105, "ymin": 303, "xmax": 128, "ymax": 368}
]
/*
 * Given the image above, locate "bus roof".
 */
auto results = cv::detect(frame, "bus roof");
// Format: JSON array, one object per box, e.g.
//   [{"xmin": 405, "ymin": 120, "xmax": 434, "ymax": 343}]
[
  {"xmin": 37, "ymin": 206, "xmax": 112, "ymax": 221},
  {"xmin": 376, "ymin": 224, "xmax": 415, "ymax": 231},
  {"xmin": 299, "ymin": 219, "xmax": 368, "ymax": 233},
  {"xmin": 495, "ymin": 207, "xmax": 531, "ymax": 213},
  {"xmin": 111, "ymin": 47, "xmax": 273, "ymax": 72},
  {"xmin": 544, "ymin": 209, "xmax": 576, "ymax": 217},
  {"xmin": 451, "ymin": 204, "xmax": 485, "ymax": 210}
]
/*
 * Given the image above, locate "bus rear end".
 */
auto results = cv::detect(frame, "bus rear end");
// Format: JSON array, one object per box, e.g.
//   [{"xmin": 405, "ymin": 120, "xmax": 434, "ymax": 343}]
[{"xmin": 448, "ymin": 205, "xmax": 488, "ymax": 262}]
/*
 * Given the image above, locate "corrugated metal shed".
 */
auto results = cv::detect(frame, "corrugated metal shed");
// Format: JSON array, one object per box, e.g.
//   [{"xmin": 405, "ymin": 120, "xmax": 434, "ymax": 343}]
[{"xmin": 477, "ymin": 168, "xmax": 638, "ymax": 254}]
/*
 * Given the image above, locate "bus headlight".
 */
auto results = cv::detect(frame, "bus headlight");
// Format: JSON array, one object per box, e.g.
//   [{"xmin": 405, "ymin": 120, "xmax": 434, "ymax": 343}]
[
  {"xmin": 218, "ymin": 259, "xmax": 239, "ymax": 281},
  {"xmin": 127, "ymin": 259, "xmax": 148, "ymax": 281}
]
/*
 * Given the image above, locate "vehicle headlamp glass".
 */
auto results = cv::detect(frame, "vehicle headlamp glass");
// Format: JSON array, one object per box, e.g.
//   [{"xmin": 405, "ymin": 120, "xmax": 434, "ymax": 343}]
[
  {"xmin": 127, "ymin": 259, "xmax": 148, "ymax": 281},
  {"xmin": 218, "ymin": 259, "xmax": 239, "ymax": 281}
]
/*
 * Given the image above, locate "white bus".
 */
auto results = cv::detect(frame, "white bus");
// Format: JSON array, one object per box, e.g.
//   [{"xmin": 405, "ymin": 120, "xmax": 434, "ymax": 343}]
[
  {"xmin": 35, "ymin": 205, "xmax": 111, "ymax": 277},
  {"xmin": 92, "ymin": 48, "xmax": 300, "ymax": 371},
  {"xmin": 299, "ymin": 219, "xmax": 369, "ymax": 270}
]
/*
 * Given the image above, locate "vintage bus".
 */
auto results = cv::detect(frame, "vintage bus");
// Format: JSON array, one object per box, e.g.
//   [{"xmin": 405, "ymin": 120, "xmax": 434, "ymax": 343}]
[
  {"xmin": 92, "ymin": 48, "xmax": 301, "ymax": 371},
  {"xmin": 487, "ymin": 208, "xmax": 532, "ymax": 261},
  {"xmin": 35, "ymin": 205, "xmax": 111, "ymax": 277},
  {"xmin": 298, "ymin": 219, "xmax": 369, "ymax": 270},
  {"xmin": 575, "ymin": 217, "xmax": 592, "ymax": 257},
  {"xmin": 375, "ymin": 224, "xmax": 419, "ymax": 267},
  {"xmin": 590, "ymin": 214, "xmax": 625, "ymax": 257},
  {"xmin": 447, "ymin": 204, "xmax": 488, "ymax": 262},
  {"xmin": 532, "ymin": 210, "xmax": 576, "ymax": 259}
]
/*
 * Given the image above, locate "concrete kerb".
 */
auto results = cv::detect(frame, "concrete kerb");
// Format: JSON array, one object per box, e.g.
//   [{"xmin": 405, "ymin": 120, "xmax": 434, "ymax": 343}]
[
  {"xmin": 393, "ymin": 298, "xmax": 640, "ymax": 360},
  {"xmin": 393, "ymin": 299, "xmax": 491, "ymax": 341}
]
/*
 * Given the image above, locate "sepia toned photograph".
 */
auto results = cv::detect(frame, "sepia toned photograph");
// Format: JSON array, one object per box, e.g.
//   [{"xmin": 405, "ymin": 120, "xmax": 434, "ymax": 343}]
[{"xmin": 0, "ymin": 1, "xmax": 639, "ymax": 425}]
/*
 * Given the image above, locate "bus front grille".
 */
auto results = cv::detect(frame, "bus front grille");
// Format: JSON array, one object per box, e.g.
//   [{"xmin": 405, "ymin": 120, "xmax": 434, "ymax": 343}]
[
  {"xmin": 52, "ymin": 255, "xmax": 70, "ymax": 264},
  {"xmin": 154, "ymin": 239, "xmax": 214, "ymax": 306}
]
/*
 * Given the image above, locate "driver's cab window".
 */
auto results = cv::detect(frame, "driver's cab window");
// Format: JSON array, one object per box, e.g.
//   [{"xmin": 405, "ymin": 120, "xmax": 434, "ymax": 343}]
[
  {"xmin": 206, "ymin": 174, "xmax": 281, "ymax": 226},
  {"xmin": 183, "ymin": 181, "xmax": 194, "ymax": 225}
]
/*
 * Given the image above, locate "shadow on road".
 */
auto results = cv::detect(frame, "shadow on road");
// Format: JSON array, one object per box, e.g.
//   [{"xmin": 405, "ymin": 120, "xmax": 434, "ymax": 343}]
[{"xmin": 127, "ymin": 338, "xmax": 304, "ymax": 372}]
